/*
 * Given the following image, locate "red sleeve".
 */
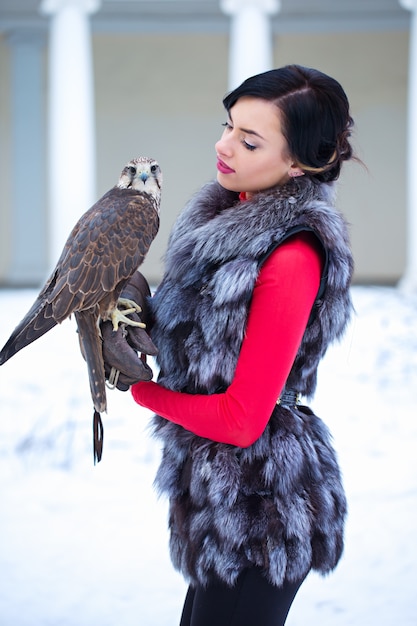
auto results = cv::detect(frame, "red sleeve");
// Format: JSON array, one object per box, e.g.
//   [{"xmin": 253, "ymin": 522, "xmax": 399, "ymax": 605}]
[{"xmin": 131, "ymin": 232, "xmax": 324, "ymax": 447}]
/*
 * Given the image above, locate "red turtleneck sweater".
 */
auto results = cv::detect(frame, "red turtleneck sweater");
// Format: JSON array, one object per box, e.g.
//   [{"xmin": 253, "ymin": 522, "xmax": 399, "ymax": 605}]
[{"xmin": 131, "ymin": 231, "xmax": 323, "ymax": 447}]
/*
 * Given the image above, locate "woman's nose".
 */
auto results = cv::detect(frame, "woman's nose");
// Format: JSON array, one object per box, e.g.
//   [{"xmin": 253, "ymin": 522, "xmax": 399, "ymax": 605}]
[{"xmin": 215, "ymin": 136, "xmax": 232, "ymax": 157}]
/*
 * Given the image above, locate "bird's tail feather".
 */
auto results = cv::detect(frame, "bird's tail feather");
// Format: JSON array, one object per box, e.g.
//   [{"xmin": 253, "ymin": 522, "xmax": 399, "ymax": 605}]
[
  {"xmin": 0, "ymin": 299, "xmax": 57, "ymax": 365},
  {"xmin": 74, "ymin": 310, "xmax": 107, "ymax": 413}
]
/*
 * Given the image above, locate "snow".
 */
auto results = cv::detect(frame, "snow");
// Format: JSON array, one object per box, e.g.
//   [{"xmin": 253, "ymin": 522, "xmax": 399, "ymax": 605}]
[{"xmin": 0, "ymin": 286, "xmax": 416, "ymax": 625}]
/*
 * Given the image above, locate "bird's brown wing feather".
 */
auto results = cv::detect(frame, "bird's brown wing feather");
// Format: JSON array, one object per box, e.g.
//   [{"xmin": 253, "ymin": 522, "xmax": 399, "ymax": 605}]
[{"xmin": 49, "ymin": 187, "xmax": 159, "ymax": 321}]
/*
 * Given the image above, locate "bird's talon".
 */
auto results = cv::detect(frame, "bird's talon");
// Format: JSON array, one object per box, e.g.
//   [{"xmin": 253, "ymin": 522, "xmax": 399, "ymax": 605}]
[
  {"xmin": 118, "ymin": 297, "xmax": 142, "ymax": 314},
  {"xmin": 111, "ymin": 313, "xmax": 146, "ymax": 332},
  {"xmin": 111, "ymin": 298, "xmax": 146, "ymax": 332},
  {"xmin": 119, "ymin": 307, "xmax": 137, "ymax": 316}
]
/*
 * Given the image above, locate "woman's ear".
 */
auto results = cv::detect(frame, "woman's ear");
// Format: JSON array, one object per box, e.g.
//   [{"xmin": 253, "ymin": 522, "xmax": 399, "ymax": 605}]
[{"xmin": 288, "ymin": 165, "xmax": 305, "ymax": 178}]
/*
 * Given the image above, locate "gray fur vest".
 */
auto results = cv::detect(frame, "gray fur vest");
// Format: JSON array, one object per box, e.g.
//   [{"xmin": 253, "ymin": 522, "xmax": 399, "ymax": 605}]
[{"xmin": 150, "ymin": 177, "xmax": 353, "ymax": 588}]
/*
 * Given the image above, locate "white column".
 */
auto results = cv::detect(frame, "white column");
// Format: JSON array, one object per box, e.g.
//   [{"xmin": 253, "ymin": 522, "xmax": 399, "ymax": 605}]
[
  {"xmin": 40, "ymin": 0, "xmax": 100, "ymax": 266},
  {"xmin": 220, "ymin": 0, "xmax": 280, "ymax": 90},
  {"xmin": 399, "ymin": 0, "xmax": 417, "ymax": 291}
]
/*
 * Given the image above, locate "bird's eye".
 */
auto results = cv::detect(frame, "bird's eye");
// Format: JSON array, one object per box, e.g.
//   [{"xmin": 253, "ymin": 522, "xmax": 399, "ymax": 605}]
[
  {"xmin": 150, "ymin": 164, "xmax": 158, "ymax": 174},
  {"xmin": 128, "ymin": 166, "xmax": 136, "ymax": 175}
]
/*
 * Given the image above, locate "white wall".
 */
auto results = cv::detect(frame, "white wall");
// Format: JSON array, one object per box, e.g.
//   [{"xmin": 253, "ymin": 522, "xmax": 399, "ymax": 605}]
[{"xmin": 0, "ymin": 28, "xmax": 408, "ymax": 285}]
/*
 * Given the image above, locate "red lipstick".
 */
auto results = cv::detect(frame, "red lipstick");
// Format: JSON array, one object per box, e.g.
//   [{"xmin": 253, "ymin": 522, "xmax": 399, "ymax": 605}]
[{"xmin": 216, "ymin": 158, "xmax": 235, "ymax": 174}]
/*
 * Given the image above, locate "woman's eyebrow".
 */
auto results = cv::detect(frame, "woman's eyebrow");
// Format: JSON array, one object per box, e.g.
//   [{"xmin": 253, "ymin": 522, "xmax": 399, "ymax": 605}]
[
  {"xmin": 229, "ymin": 113, "xmax": 266, "ymax": 140},
  {"xmin": 240, "ymin": 127, "xmax": 265, "ymax": 140}
]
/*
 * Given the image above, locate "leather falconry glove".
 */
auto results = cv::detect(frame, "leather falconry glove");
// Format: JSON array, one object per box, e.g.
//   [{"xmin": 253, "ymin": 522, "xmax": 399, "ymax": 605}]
[{"xmin": 101, "ymin": 271, "xmax": 158, "ymax": 390}]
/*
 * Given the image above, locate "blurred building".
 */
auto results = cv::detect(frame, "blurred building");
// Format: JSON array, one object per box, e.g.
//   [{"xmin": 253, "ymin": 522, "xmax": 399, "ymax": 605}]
[{"xmin": 0, "ymin": 0, "xmax": 411, "ymax": 285}]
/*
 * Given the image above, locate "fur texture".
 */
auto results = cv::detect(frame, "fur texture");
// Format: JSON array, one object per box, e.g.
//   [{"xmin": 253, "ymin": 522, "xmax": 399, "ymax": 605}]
[{"xmin": 150, "ymin": 177, "xmax": 353, "ymax": 587}]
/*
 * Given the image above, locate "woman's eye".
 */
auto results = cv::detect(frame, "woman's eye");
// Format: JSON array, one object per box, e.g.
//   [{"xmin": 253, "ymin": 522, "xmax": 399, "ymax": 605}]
[
  {"xmin": 243, "ymin": 140, "xmax": 257, "ymax": 151},
  {"xmin": 221, "ymin": 122, "xmax": 256, "ymax": 150}
]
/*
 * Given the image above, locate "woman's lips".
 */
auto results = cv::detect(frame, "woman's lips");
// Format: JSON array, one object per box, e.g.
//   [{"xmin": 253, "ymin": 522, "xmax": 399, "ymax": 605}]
[{"xmin": 216, "ymin": 158, "xmax": 235, "ymax": 174}]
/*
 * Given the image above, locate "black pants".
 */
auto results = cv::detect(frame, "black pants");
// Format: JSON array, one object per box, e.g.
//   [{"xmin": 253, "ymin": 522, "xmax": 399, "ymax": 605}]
[{"xmin": 179, "ymin": 568, "xmax": 304, "ymax": 626}]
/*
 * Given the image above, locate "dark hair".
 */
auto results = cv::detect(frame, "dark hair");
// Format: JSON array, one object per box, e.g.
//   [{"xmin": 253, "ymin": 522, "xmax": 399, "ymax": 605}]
[{"xmin": 223, "ymin": 65, "xmax": 354, "ymax": 183}]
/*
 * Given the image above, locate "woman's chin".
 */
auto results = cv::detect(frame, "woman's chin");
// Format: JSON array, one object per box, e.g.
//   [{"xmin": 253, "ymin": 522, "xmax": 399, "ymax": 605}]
[{"xmin": 216, "ymin": 172, "xmax": 239, "ymax": 192}]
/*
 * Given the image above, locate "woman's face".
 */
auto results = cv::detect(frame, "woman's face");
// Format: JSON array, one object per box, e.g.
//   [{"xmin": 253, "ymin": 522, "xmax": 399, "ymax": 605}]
[{"xmin": 215, "ymin": 96, "xmax": 299, "ymax": 196}]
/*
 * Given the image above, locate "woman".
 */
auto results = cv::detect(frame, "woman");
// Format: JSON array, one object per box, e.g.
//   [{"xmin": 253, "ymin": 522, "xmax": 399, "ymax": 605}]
[{"xmin": 105, "ymin": 64, "xmax": 354, "ymax": 626}]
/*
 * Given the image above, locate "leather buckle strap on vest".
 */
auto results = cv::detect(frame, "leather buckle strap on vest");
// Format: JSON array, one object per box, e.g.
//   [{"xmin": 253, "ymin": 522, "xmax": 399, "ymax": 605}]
[{"xmin": 277, "ymin": 388, "xmax": 300, "ymax": 408}]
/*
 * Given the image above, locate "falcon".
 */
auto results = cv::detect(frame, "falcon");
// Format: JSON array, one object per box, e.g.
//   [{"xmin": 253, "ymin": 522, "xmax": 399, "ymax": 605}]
[{"xmin": 0, "ymin": 156, "xmax": 162, "ymax": 461}]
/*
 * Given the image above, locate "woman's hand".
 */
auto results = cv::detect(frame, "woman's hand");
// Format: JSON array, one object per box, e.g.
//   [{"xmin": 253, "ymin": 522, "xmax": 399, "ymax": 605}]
[{"xmin": 101, "ymin": 272, "xmax": 158, "ymax": 390}]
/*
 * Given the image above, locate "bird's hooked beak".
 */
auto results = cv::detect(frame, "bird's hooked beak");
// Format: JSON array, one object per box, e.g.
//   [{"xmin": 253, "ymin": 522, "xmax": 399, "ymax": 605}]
[{"xmin": 139, "ymin": 171, "xmax": 149, "ymax": 183}]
